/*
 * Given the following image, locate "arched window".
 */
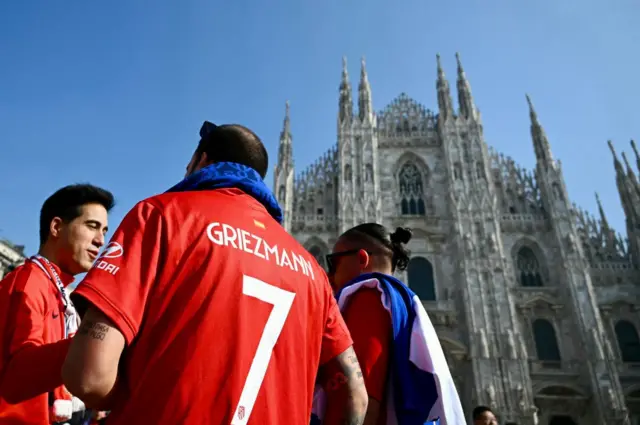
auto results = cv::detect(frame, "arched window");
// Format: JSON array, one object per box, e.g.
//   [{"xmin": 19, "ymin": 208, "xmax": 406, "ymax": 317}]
[
  {"xmin": 532, "ymin": 319, "xmax": 561, "ymax": 362},
  {"xmin": 516, "ymin": 247, "xmax": 544, "ymax": 287},
  {"xmin": 278, "ymin": 185, "xmax": 285, "ymax": 203},
  {"xmin": 365, "ymin": 164, "xmax": 374, "ymax": 182},
  {"xmin": 308, "ymin": 246, "xmax": 326, "ymax": 271},
  {"xmin": 476, "ymin": 162, "xmax": 485, "ymax": 179},
  {"xmin": 407, "ymin": 257, "xmax": 436, "ymax": 301},
  {"xmin": 615, "ymin": 320, "xmax": 640, "ymax": 363},
  {"xmin": 398, "ymin": 162, "xmax": 426, "ymax": 216},
  {"xmin": 453, "ymin": 162, "xmax": 462, "ymax": 180}
]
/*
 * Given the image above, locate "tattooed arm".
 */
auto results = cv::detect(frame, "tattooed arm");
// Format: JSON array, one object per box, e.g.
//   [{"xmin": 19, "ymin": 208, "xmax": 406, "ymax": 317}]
[
  {"xmin": 62, "ymin": 306, "xmax": 125, "ymax": 409},
  {"xmin": 319, "ymin": 346, "xmax": 369, "ymax": 425}
]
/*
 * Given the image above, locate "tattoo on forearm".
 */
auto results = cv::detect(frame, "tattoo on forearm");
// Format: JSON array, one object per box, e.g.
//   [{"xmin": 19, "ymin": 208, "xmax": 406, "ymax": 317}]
[
  {"xmin": 78, "ymin": 320, "xmax": 109, "ymax": 341},
  {"xmin": 327, "ymin": 353, "xmax": 365, "ymax": 392}
]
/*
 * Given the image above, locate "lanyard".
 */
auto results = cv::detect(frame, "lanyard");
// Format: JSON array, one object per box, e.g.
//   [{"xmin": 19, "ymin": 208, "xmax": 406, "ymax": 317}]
[
  {"xmin": 30, "ymin": 255, "xmax": 69, "ymax": 309},
  {"xmin": 30, "ymin": 255, "xmax": 80, "ymax": 339}
]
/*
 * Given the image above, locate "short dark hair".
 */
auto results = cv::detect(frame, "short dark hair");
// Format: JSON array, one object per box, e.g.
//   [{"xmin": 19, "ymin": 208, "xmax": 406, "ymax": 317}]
[
  {"xmin": 39, "ymin": 184, "xmax": 115, "ymax": 245},
  {"xmin": 196, "ymin": 122, "xmax": 269, "ymax": 179},
  {"xmin": 340, "ymin": 223, "xmax": 412, "ymax": 272},
  {"xmin": 472, "ymin": 406, "xmax": 493, "ymax": 420}
]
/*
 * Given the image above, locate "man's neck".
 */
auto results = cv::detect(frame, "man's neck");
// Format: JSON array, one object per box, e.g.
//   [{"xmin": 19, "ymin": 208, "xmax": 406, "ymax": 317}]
[{"xmin": 37, "ymin": 244, "xmax": 70, "ymax": 275}]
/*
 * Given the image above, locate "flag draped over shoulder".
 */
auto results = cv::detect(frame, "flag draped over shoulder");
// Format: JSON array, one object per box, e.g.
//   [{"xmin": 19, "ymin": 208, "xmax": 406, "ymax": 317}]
[{"xmin": 312, "ymin": 272, "xmax": 465, "ymax": 425}]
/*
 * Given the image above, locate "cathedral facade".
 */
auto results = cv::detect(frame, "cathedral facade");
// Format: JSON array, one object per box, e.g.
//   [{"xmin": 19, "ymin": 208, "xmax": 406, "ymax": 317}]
[
  {"xmin": 0, "ymin": 239, "xmax": 25, "ymax": 279},
  {"xmin": 273, "ymin": 54, "xmax": 640, "ymax": 425}
]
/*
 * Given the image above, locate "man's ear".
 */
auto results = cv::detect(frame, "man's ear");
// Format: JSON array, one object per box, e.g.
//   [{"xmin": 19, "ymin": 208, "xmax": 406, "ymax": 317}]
[
  {"xmin": 199, "ymin": 152, "xmax": 214, "ymax": 168},
  {"xmin": 356, "ymin": 249, "xmax": 370, "ymax": 270},
  {"xmin": 49, "ymin": 217, "xmax": 64, "ymax": 240}
]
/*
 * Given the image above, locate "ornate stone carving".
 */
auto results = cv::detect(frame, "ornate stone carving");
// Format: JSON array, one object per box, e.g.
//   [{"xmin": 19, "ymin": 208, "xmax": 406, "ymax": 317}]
[
  {"xmin": 464, "ymin": 233, "xmax": 474, "ymax": 255},
  {"xmin": 566, "ymin": 233, "xmax": 577, "ymax": 253},
  {"xmin": 604, "ymin": 385, "xmax": 618, "ymax": 412},
  {"xmin": 592, "ymin": 328, "xmax": 605, "ymax": 361},
  {"xmin": 516, "ymin": 384, "xmax": 526, "ymax": 410},
  {"xmin": 506, "ymin": 330, "xmax": 518, "ymax": 359},
  {"xmin": 479, "ymin": 329, "xmax": 490, "ymax": 359},
  {"xmin": 486, "ymin": 384, "xmax": 496, "ymax": 407},
  {"xmin": 486, "ymin": 232, "xmax": 497, "ymax": 253},
  {"xmin": 519, "ymin": 334, "xmax": 529, "ymax": 358}
]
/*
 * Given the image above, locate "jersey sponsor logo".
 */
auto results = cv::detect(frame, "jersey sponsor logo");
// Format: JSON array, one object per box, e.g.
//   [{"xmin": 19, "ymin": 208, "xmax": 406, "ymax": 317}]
[
  {"xmin": 100, "ymin": 242, "xmax": 124, "ymax": 259},
  {"xmin": 95, "ymin": 260, "xmax": 120, "ymax": 275},
  {"xmin": 207, "ymin": 222, "xmax": 315, "ymax": 279},
  {"xmin": 93, "ymin": 242, "xmax": 123, "ymax": 275}
]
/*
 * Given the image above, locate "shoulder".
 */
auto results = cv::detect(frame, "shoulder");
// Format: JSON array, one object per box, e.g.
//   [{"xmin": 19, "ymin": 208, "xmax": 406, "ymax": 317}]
[
  {"xmin": 346, "ymin": 287, "xmax": 385, "ymax": 311},
  {"xmin": 1, "ymin": 262, "xmax": 50, "ymax": 302},
  {"xmin": 343, "ymin": 287, "xmax": 391, "ymax": 334},
  {"xmin": 144, "ymin": 189, "xmax": 252, "ymax": 217}
]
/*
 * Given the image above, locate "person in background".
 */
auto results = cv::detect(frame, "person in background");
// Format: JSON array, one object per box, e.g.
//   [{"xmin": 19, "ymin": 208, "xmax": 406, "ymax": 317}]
[
  {"xmin": 62, "ymin": 121, "xmax": 368, "ymax": 425},
  {"xmin": 0, "ymin": 184, "xmax": 114, "ymax": 424},
  {"xmin": 315, "ymin": 223, "xmax": 465, "ymax": 425},
  {"xmin": 472, "ymin": 406, "xmax": 498, "ymax": 425}
]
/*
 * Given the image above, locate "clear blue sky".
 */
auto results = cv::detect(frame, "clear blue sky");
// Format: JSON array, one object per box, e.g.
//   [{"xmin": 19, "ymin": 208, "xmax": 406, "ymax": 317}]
[{"xmin": 1, "ymin": 0, "xmax": 639, "ymax": 257}]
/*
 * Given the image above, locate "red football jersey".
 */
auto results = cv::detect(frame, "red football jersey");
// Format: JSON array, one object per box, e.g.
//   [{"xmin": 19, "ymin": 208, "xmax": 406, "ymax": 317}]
[
  {"xmin": 0, "ymin": 260, "xmax": 74, "ymax": 425},
  {"xmin": 72, "ymin": 188, "xmax": 352, "ymax": 425}
]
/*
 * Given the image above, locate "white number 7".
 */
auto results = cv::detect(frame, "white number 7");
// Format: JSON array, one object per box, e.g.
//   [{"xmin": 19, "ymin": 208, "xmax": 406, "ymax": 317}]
[{"xmin": 231, "ymin": 275, "xmax": 296, "ymax": 425}]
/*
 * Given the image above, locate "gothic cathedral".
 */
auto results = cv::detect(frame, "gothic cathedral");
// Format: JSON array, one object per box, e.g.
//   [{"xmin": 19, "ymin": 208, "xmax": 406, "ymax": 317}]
[{"xmin": 273, "ymin": 54, "xmax": 640, "ymax": 425}]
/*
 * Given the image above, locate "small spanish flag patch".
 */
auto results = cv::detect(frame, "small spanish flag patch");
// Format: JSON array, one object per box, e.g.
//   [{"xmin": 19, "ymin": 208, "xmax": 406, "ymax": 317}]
[{"xmin": 253, "ymin": 220, "xmax": 266, "ymax": 229}]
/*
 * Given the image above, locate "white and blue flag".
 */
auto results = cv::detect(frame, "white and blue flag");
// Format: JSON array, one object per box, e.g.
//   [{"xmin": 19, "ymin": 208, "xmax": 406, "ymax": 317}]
[{"xmin": 312, "ymin": 272, "xmax": 465, "ymax": 425}]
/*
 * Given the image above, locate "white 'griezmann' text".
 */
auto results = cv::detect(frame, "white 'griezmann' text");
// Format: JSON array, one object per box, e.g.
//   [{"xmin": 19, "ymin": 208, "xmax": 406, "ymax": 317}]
[{"xmin": 206, "ymin": 222, "xmax": 315, "ymax": 279}]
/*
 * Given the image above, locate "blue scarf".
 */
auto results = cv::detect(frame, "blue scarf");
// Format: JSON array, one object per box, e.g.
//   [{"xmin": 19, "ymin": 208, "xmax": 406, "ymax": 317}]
[
  {"xmin": 338, "ymin": 272, "xmax": 440, "ymax": 425},
  {"xmin": 166, "ymin": 162, "xmax": 283, "ymax": 223}
]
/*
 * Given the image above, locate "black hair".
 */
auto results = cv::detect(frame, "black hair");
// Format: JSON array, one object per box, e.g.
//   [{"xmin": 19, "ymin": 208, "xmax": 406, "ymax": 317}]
[
  {"xmin": 341, "ymin": 223, "xmax": 412, "ymax": 271},
  {"xmin": 196, "ymin": 122, "xmax": 269, "ymax": 179},
  {"xmin": 472, "ymin": 406, "xmax": 493, "ymax": 420},
  {"xmin": 39, "ymin": 184, "xmax": 115, "ymax": 245}
]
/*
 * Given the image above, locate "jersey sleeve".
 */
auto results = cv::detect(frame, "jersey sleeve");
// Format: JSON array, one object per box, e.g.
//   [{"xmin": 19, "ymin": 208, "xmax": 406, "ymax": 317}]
[
  {"xmin": 319, "ymin": 275, "xmax": 353, "ymax": 365},
  {"xmin": 8, "ymin": 282, "xmax": 47, "ymax": 353},
  {"xmin": 342, "ymin": 288, "xmax": 392, "ymax": 402},
  {"xmin": 0, "ymin": 274, "xmax": 71, "ymax": 403},
  {"xmin": 72, "ymin": 200, "xmax": 165, "ymax": 345}
]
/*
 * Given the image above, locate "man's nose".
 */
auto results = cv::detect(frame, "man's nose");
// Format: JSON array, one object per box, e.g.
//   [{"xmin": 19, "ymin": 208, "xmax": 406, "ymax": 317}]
[{"xmin": 93, "ymin": 231, "xmax": 106, "ymax": 248}]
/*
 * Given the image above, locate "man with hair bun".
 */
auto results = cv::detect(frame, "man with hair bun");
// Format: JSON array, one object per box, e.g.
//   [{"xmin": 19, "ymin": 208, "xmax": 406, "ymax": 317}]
[{"xmin": 313, "ymin": 223, "xmax": 464, "ymax": 425}]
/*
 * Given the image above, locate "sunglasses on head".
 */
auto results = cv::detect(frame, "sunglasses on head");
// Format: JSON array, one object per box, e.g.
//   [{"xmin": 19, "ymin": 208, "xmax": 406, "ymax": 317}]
[{"xmin": 200, "ymin": 121, "xmax": 218, "ymax": 139}]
